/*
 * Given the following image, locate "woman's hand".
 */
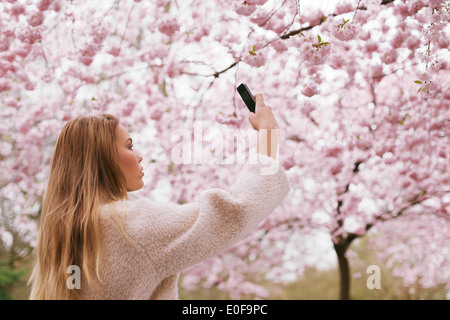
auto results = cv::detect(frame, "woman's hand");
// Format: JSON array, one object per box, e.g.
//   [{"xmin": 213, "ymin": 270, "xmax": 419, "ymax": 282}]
[
  {"xmin": 248, "ymin": 94, "xmax": 279, "ymax": 131},
  {"xmin": 247, "ymin": 94, "xmax": 279, "ymax": 160}
]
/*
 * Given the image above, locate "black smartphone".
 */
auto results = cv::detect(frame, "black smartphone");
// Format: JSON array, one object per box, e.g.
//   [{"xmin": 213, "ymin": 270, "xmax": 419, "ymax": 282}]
[{"xmin": 237, "ymin": 83, "xmax": 256, "ymax": 113}]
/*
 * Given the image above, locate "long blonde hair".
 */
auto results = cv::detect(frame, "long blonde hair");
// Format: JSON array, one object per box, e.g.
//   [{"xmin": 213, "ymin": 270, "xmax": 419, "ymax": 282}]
[{"xmin": 28, "ymin": 114, "xmax": 128, "ymax": 300}]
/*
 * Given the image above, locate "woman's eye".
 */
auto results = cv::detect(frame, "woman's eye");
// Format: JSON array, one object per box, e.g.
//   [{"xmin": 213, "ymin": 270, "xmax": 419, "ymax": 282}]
[{"xmin": 129, "ymin": 144, "xmax": 134, "ymax": 150}]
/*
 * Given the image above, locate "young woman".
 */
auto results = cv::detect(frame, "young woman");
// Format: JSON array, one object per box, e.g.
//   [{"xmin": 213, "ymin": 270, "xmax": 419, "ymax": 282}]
[{"xmin": 28, "ymin": 94, "xmax": 290, "ymax": 299}]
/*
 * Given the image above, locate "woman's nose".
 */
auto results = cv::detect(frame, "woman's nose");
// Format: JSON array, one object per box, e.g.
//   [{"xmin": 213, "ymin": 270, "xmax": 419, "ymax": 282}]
[{"xmin": 136, "ymin": 151, "xmax": 143, "ymax": 163}]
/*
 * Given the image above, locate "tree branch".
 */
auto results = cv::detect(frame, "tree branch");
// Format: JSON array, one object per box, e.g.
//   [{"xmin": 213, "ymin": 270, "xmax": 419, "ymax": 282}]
[
  {"xmin": 349, "ymin": 192, "xmax": 425, "ymax": 240},
  {"xmin": 281, "ymin": 0, "xmax": 396, "ymax": 39},
  {"xmin": 201, "ymin": 0, "xmax": 398, "ymax": 82},
  {"xmin": 212, "ymin": 61, "xmax": 238, "ymax": 78}
]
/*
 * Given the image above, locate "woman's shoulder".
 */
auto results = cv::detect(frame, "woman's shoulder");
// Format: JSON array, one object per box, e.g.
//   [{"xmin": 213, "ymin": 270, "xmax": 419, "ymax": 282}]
[
  {"xmin": 99, "ymin": 198, "xmax": 152, "ymax": 218},
  {"xmin": 98, "ymin": 198, "xmax": 162, "ymax": 238},
  {"xmin": 98, "ymin": 197, "xmax": 199, "ymax": 248}
]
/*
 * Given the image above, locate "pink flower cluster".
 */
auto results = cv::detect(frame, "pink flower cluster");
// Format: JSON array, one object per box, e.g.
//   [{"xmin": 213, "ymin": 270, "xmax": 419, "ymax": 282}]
[
  {"xmin": 243, "ymin": 51, "xmax": 267, "ymax": 68},
  {"xmin": 332, "ymin": 21, "xmax": 361, "ymax": 42},
  {"xmin": 158, "ymin": 19, "xmax": 181, "ymax": 37}
]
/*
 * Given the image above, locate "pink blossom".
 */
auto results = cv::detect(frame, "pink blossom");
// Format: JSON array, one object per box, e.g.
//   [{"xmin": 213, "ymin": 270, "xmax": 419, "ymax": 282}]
[
  {"xmin": 156, "ymin": 0, "xmax": 169, "ymax": 7},
  {"xmin": 41, "ymin": 70, "xmax": 53, "ymax": 82},
  {"xmin": 332, "ymin": 22, "xmax": 360, "ymax": 41},
  {"xmin": 28, "ymin": 11, "xmax": 45, "ymax": 27},
  {"xmin": 325, "ymin": 146, "xmax": 343, "ymax": 157},
  {"xmin": 81, "ymin": 43, "xmax": 99, "ymax": 57},
  {"xmin": 405, "ymin": 35, "xmax": 421, "ymax": 50},
  {"xmin": 2, "ymin": 52, "xmax": 15, "ymax": 63},
  {"xmin": 19, "ymin": 121, "xmax": 31, "ymax": 134},
  {"xmin": 438, "ymin": 147, "xmax": 448, "ymax": 159},
  {"xmin": 296, "ymin": 34, "xmax": 330, "ymax": 65},
  {"xmin": 243, "ymin": 49, "xmax": 267, "ymax": 68},
  {"xmin": 215, "ymin": 113, "xmax": 243, "ymax": 127},
  {"xmin": 246, "ymin": 0, "xmax": 268, "ymax": 5},
  {"xmin": 250, "ymin": 7, "xmax": 268, "ymax": 26},
  {"xmin": 80, "ymin": 74, "xmax": 97, "ymax": 84},
  {"xmin": 335, "ymin": 2, "xmax": 354, "ymax": 15},
  {"xmin": 282, "ymin": 155, "xmax": 296, "ymax": 170},
  {"xmin": 150, "ymin": 108, "xmax": 164, "ymax": 121},
  {"xmin": 122, "ymin": 102, "xmax": 135, "ymax": 117},
  {"xmin": 16, "ymin": 28, "xmax": 42, "ymax": 44},
  {"xmin": 365, "ymin": 39, "xmax": 378, "ymax": 54},
  {"xmin": 11, "ymin": 3, "xmax": 26, "ymax": 16},
  {"xmin": 301, "ymin": 84, "xmax": 317, "ymax": 97},
  {"xmin": 37, "ymin": 0, "xmax": 53, "ymax": 11},
  {"xmin": 272, "ymin": 40, "xmax": 288, "ymax": 53},
  {"xmin": 191, "ymin": 27, "xmax": 209, "ymax": 42},
  {"xmin": 14, "ymin": 45, "xmax": 32, "ymax": 58},
  {"xmin": 79, "ymin": 44, "xmax": 99, "ymax": 65},
  {"xmin": 370, "ymin": 64, "xmax": 384, "ymax": 82},
  {"xmin": 0, "ymin": 79, "xmax": 11, "ymax": 93},
  {"xmin": 391, "ymin": 30, "xmax": 407, "ymax": 49},
  {"xmin": 304, "ymin": 9, "xmax": 324, "ymax": 27},
  {"xmin": 79, "ymin": 55, "xmax": 94, "ymax": 66},
  {"xmin": 355, "ymin": 136, "xmax": 372, "ymax": 150},
  {"xmin": 0, "ymin": 39, "xmax": 12, "ymax": 52},
  {"xmin": 330, "ymin": 160, "xmax": 344, "ymax": 175},
  {"xmin": 328, "ymin": 52, "xmax": 345, "ymax": 69},
  {"xmin": 4, "ymin": 97, "xmax": 18, "ymax": 108},
  {"xmin": 382, "ymin": 50, "xmax": 398, "ymax": 64},
  {"xmin": 437, "ymin": 35, "xmax": 449, "ymax": 49},
  {"xmin": 25, "ymin": 82, "xmax": 36, "ymax": 91},
  {"xmin": 234, "ymin": 3, "xmax": 256, "ymax": 16},
  {"xmin": 108, "ymin": 46, "xmax": 121, "ymax": 57},
  {"xmin": 158, "ymin": 19, "xmax": 180, "ymax": 37},
  {"xmin": 300, "ymin": 104, "xmax": 315, "ymax": 116},
  {"xmin": 91, "ymin": 27, "xmax": 108, "ymax": 45}
]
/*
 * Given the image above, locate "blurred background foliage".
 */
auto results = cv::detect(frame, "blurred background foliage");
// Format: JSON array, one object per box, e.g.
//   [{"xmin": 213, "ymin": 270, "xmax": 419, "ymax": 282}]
[
  {"xmin": 0, "ymin": 258, "xmax": 28, "ymax": 300},
  {"xmin": 178, "ymin": 236, "xmax": 448, "ymax": 300},
  {"xmin": 4, "ymin": 235, "xmax": 448, "ymax": 300}
]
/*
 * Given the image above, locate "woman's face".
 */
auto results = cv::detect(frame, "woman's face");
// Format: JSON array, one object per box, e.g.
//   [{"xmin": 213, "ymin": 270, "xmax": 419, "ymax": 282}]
[{"xmin": 116, "ymin": 124, "xmax": 144, "ymax": 192}]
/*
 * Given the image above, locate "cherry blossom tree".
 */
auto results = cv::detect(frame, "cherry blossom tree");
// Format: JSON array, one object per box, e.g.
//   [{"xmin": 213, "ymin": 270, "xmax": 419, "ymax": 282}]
[{"xmin": 0, "ymin": 0, "xmax": 449, "ymax": 299}]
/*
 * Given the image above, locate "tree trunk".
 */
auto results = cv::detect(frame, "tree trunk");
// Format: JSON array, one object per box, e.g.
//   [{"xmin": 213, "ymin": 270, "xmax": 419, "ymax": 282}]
[{"xmin": 334, "ymin": 242, "xmax": 351, "ymax": 300}]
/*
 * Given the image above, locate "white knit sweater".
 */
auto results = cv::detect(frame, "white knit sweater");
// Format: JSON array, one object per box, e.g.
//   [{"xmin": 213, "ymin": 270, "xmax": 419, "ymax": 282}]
[{"xmin": 80, "ymin": 154, "xmax": 291, "ymax": 299}]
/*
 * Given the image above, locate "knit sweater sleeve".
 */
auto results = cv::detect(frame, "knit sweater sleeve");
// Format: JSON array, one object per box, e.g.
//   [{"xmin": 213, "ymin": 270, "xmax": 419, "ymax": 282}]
[{"xmin": 128, "ymin": 154, "xmax": 290, "ymax": 278}]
